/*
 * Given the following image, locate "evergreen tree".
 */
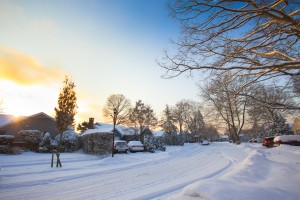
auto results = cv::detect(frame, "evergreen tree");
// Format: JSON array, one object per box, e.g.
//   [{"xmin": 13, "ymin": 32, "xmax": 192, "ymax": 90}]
[
  {"xmin": 128, "ymin": 100, "xmax": 157, "ymax": 144},
  {"xmin": 185, "ymin": 110, "xmax": 206, "ymax": 142},
  {"xmin": 54, "ymin": 76, "xmax": 77, "ymax": 167},
  {"xmin": 160, "ymin": 105, "xmax": 179, "ymax": 145},
  {"xmin": 266, "ymin": 113, "xmax": 289, "ymax": 136},
  {"xmin": 77, "ymin": 121, "xmax": 89, "ymax": 133},
  {"xmin": 160, "ymin": 105, "xmax": 177, "ymax": 135}
]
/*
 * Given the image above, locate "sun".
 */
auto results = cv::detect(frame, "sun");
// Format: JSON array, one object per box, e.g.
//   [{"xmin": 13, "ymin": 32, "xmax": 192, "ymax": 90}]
[{"xmin": 1, "ymin": 80, "xmax": 58, "ymax": 117}]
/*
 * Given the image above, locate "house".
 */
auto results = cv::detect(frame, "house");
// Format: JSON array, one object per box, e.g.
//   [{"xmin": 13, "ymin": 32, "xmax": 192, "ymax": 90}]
[
  {"xmin": 0, "ymin": 112, "xmax": 59, "ymax": 144},
  {"xmin": 292, "ymin": 117, "xmax": 300, "ymax": 135},
  {"xmin": 82, "ymin": 121, "xmax": 139, "ymax": 142}
]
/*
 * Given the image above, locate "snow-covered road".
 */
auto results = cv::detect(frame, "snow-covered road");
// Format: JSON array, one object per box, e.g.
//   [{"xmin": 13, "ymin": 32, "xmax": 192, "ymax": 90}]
[{"xmin": 1, "ymin": 143, "xmax": 299, "ymax": 200}]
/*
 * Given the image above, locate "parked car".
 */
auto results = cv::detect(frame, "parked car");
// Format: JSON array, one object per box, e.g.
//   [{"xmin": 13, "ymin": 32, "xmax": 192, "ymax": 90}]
[
  {"xmin": 202, "ymin": 140, "xmax": 210, "ymax": 145},
  {"xmin": 128, "ymin": 141, "xmax": 144, "ymax": 152},
  {"xmin": 114, "ymin": 140, "xmax": 128, "ymax": 153},
  {"xmin": 262, "ymin": 136, "xmax": 275, "ymax": 148},
  {"xmin": 274, "ymin": 135, "xmax": 300, "ymax": 146}
]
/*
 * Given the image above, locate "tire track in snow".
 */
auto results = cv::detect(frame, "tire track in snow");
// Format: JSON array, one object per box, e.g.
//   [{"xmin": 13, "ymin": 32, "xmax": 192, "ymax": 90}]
[{"xmin": 1, "ymin": 143, "xmax": 242, "ymax": 200}]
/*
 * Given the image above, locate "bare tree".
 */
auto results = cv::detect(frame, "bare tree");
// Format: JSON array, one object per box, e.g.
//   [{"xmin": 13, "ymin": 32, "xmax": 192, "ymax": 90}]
[
  {"xmin": 160, "ymin": 0, "xmax": 300, "ymax": 106},
  {"xmin": 247, "ymin": 84, "xmax": 296, "ymax": 127},
  {"xmin": 200, "ymin": 74, "xmax": 251, "ymax": 144},
  {"xmin": 103, "ymin": 94, "xmax": 132, "ymax": 125},
  {"xmin": 173, "ymin": 100, "xmax": 193, "ymax": 134}
]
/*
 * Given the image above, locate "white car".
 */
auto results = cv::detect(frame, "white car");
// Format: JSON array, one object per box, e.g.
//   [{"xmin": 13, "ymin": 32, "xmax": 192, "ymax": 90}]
[
  {"xmin": 202, "ymin": 140, "xmax": 210, "ymax": 145},
  {"xmin": 128, "ymin": 141, "xmax": 144, "ymax": 152},
  {"xmin": 113, "ymin": 140, "xmax": 128, "ymax": 153}
]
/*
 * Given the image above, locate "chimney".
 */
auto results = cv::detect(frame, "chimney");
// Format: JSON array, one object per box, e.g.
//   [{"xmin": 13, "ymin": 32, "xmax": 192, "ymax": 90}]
[{"xmin": 88, "ymin": 118, "xmax": 94, "ymax": 129}]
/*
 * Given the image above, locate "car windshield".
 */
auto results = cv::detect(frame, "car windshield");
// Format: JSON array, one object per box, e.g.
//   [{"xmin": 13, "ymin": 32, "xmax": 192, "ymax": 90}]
[
  {"xmin": 116, "ymin": 142, "xmax": 127, "ymax": 145},
  {"xmin": 129, "ymin": 141, "xmax": 142, "ymax": 145}
]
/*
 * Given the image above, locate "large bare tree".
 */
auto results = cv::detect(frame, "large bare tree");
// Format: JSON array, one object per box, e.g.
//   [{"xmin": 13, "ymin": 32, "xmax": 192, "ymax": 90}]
[
  {"xmin": 160, "ymin": 0, "xmax": 300, "ymax": 101},
  {"xmin": 201, "ymin": 74, "xmax": 251, "ymax": 144},
  {"xmin": 103, "ymin": 94, "xmax": 131, "ymax": 125}
]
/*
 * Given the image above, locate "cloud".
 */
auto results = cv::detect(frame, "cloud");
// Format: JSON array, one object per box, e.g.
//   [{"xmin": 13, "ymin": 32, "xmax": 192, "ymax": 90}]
[{"xmin": 0, "ymin": 48, "xmax": 64, "ymax": 85}]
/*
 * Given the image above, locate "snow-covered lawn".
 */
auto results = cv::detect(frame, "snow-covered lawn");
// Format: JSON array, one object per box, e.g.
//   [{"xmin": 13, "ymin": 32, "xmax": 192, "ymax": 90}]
[{"xmin": 1, "ymin": 143, "xmax": 299, "ymax": 200}]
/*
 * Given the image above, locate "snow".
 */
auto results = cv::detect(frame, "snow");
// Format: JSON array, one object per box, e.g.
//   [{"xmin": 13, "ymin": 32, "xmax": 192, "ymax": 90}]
[
  {"xmin": 1, "ymin": 143, "xmax": 299, "ymax": 200},
  {"xmin": 82, "ymin": 123, "xmax": 136, "ymax": 136},
  {"xmin": 0, "ymin": 135, "xmax": 15, "ymax": 139},
  {"xmin": 274, "ymin": 135, "xmax": 300, "ymax": 142}
]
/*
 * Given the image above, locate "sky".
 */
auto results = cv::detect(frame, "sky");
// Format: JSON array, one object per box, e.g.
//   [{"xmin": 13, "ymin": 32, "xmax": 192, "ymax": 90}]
[{"xmin": 0, "ymin": 0, "xmax": 199, "ymax": 124}]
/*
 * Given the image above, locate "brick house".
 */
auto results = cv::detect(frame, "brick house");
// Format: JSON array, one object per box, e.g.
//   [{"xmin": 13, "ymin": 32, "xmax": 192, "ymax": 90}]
[{"xmin": 0, "ymin": 112, "xmax": 59, "ymax": 144}]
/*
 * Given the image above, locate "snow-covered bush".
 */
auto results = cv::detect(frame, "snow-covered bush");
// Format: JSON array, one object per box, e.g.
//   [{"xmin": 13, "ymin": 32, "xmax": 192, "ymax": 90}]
[
  {"xmin": 154, "ymin": 137, "xmax": 166, "ymax": 151},
  {"xmin": 55, "ymin": 129, "xmax": 78, "ymax": 152},
  {"xmin": 0, "ymin": 135, "xmax": 15, "ymax": 146},
  {"xmin": 81, "ymin": 132, "xmax": 112, "ymax": 155},
  {"xmin": 164, "ymin": 132, "xmax": 182, "ymax": 146},
  {"xmin": 18, "ymin": 130, "xmax": 43, "ymax": 151},
  {"xmin": 0, "ymin": 145, "xmax": 9, "ymax": 153},
  {"xmin": 38, "ymin": 132, "xmax": 57, "ymax": 153},
  {"xmin": 144, "ymin": 135, "xmax": 156, "ymax": 153}
]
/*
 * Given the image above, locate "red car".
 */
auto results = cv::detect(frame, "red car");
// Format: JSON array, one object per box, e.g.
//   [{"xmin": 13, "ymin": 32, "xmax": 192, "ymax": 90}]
[{"xmin": 262, "ymin": 136, "xmax": 275, "ymax": 148}]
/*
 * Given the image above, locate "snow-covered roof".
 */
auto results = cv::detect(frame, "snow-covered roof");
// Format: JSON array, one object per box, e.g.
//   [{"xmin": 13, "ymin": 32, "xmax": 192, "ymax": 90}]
[
  {"xmin": 0, "ymin": 114, "xmax": 17, "ymax": 126},
  {"xmin": 81, "ymin": 127, "xmax": 112, "ymax": 136},
  {"xmin": 219, "ymin": 134, "xmax": 229, "ymax": 139},
  {"xmin": 152, "ymin": 131, "xmax": 164, "ymax": 137},
  {"xmin": 81, "ymin": 123, "xmax": 138, "ymax": 136}
]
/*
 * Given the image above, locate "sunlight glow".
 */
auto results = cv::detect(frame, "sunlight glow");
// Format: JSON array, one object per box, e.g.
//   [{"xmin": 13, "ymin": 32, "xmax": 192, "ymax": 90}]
[{"xmin": 1, "ymin": 80, "xmax": 58, "ymax": 117}]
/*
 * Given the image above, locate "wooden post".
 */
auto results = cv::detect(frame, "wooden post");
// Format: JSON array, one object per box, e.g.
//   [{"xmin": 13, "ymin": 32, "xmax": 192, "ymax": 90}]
[
  {"xmin": 56, "ymin": 152, "xmax": 62, "ymax": 167},
  {"xmin": 51, "ymin": 150, "xmax": 55, "ymax": 167}
]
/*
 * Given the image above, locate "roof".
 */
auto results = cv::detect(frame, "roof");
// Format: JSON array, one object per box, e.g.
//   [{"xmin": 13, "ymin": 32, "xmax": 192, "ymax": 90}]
[
  {"xmin": 81, "ymin": 122, "xmax": 138, "ymax": 136},
  {"xmin": 152, "ymin": 130, "xmax": 165, "ymax": 137},
  {"xmin": 81, "ymin": 127, "xmax": 113, "ymax": 136},
  {"xmin": 0, "ymin": 114, "xmax": 17, "ymax": 126},
  {"xmin": 0, "ymin": 112, "xmax": 55, "ymax": 129}
]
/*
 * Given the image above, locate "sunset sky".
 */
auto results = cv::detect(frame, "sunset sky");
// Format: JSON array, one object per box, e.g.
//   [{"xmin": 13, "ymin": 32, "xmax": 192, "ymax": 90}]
[{"xmin": 0, "ymin": 0, "xmax": 199, "ymax": 124}]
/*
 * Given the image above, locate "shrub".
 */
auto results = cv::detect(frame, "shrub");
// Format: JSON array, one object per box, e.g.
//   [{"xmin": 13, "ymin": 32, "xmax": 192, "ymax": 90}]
[
  {"xmin": 18, "ymin": 130, "xmax": 43, "ymax": 151},
  {"xmin": 81, "ymin": 132, "xmax": 112, "ymax": 155},
  {"xmin": 8, "ymin": 146, "xmax": 22, "ymax": 154},
  {"xmin": 0, "ymin": 135, "xmax": 15, "ymax": 146},
  {"xmin": 154, "ymin": 137, "xmax": 166, "ymax": 151},
  {"xmin": 38, "ymin": 132, "xmax": 58, "ymax": 153},
  {"xmin": 144, "ymin": 135, "xmax": 156, "ymax": 153},
  {"xmin": 0, "ymin": 145, "xmax": 9, "ymax": 153},
  {"xmin": 55, "ymin": 129, "xmax": 78, "ymax": 152}
]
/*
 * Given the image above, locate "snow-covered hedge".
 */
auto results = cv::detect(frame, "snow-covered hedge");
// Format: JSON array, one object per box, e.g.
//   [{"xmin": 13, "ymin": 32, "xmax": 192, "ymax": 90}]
[
  {"xmin": 81, "ymin": 132, "xmax": 113, "ymax": 155},
  {"xmin": 54, "ymin": 129, "xmax": 79, "ymax": 152},
  {"xmin": 18, "ymin": 130, "xmax": 43, "ymax": 151},
  {"xmin": 144, "ymin": 135, "xmax": 166, "ymax": 152},
  {"xmin": 0, "ymin": 135, "xmax": 15, "ymax": 146}
]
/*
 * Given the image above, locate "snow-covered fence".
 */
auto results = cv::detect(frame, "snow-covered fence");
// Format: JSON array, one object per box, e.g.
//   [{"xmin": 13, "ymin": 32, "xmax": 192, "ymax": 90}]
[{"xmin": 81, "ymin": 132, "xmax": 113, "ymax": 155}]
